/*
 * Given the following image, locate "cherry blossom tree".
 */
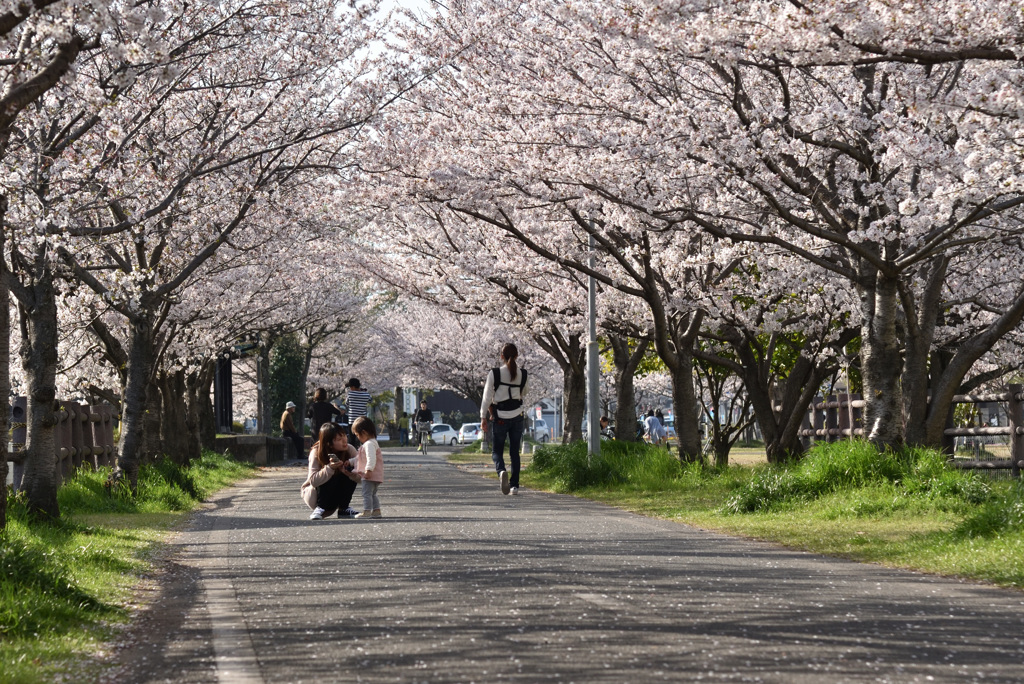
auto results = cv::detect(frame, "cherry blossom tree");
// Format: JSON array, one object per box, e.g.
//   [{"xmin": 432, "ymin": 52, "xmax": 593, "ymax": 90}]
[
  {"xmin": 378, "ymin": 0, "xmax": 1024, "ymax": 457},
  {"xmin": 0, "ymin": 0, "xmax": 145, "ymax": 521},
  {"xmin": 4, "ymin": 0, "xmax": 399, "ymax": 512}
]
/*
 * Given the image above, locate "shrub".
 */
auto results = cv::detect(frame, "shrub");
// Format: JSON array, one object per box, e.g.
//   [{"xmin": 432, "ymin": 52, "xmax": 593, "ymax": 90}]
[
  {"xmin": 725, "ymin": 441, "xmax": 991, "ymax": 514},
  {"xmin": 530, "ymin": 440, "xmax": 689, "ymax": 492},
  {"xmin": 54, "ymin": 452, "xmax": 255, "ymax": 516}
]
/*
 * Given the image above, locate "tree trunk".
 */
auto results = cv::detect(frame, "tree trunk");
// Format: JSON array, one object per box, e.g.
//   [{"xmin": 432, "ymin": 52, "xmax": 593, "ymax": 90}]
[
  {"xmin": 533, "ymin": 329, "xmax": 587, "ymax": 443},
  {"xmin": 257, "ymin": 342, "xmax": 272, "ymax": 434},
  {"xmin": 298, "ymin": 343, "xmax": 313, "ymax": 439},
  {"xmin": 861, "ymin": 276, "xmax": 905, "ymax": 448},
  {"xmin": 196, "ymin": 360, "xmax": 217, "ymax": 451},
  {"xmin": 141, "ymin": 382, "xmax": 163, "ymax": 462},
  {"xmin": 902, "ymin": 258, "xmax": 946, "ymax": 446},
  {"xmin": 19, "ymin": 269, "xmax": 61, "ymax": 520},
  {"xmin": 115, "ymin": 314, "xmax": 156, "ymax": 491},
  {"xmin": 647, "ymin": 304, "xmax": 703, "ymax": 462},
  {"xmin": 608, "ymin": 333, "xmax": 647, "ymax": 443},
  {"xmin": 720, "ymin": 326, "xmax": 847, "ymax": 464},
  {"xmin": 668, "ymin": 350, "xmax": 702, "ymax": 463},
  {"xmin": 563, "ymin": 364, "xmax": 586, "ymax": 443},
  {"xmin": 159, "ymin": 369, "xmax": 190, "ymax": 465}
]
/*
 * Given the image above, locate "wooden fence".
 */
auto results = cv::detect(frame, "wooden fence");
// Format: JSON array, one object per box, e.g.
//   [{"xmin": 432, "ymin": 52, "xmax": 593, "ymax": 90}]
[
  {"xmin": 796, "ymin": 385, "xmax": 1024, "ymax": 478},
  {"xmin": 6, "ymin": 396, "xmax": 117, "ymax": 488}
]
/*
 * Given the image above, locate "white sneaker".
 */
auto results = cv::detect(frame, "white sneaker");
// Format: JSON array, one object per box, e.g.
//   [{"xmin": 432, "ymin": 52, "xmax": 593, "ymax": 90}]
[
  {"xmin": 510, "ymin": 487, "xmax": 519, "ymax": 495},
  {"xmin": 309, "ymin": 507, "xmax": 325, "ymax": 520}
]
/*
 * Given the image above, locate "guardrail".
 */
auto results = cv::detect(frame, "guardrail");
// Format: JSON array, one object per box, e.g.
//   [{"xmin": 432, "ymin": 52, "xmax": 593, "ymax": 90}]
[
  {"xmin": 7, "ymin": 396, "xmax": 117, "ymax": 488},
  {"xmin": 794, "ymin": 385, "xmax": 1023, "ymax": 478}
]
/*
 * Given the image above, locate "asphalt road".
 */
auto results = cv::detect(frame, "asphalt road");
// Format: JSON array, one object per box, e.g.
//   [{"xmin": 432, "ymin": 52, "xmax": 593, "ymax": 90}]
[{"xmin": 111, "ymin": 447, "xmax": 1024, "ymax": 683}]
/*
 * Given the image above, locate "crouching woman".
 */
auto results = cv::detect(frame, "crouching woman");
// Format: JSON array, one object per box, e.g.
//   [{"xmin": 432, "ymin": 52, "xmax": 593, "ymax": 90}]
[{"xmin": 301, "ymin": 422, "xmax": 361, "ymax": 520}]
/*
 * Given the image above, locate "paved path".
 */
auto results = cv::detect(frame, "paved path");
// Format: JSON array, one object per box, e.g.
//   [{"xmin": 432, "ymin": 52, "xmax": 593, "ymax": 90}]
[{"xmin": 114, "ymin": 448, "xmax": 1024, "ymax": 683}]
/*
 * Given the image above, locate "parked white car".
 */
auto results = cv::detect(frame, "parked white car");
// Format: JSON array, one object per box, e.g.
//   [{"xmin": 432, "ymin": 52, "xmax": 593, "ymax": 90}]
[
  {"xmin": 459, "ymin": 423, "xmax": 482, "ymax": 444},
  {"xmin": 430, "ymin": 423, "xmax": 460, "ymax": 446},
  {"xmin": 532, "ymin": 418, "xmax": 552, "ymax": 443}
]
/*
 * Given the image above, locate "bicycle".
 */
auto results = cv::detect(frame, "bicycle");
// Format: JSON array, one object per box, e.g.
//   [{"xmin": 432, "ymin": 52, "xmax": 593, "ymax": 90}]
[{"xmin": 415, "ymin": 421, "xmax": 431, "ymax": 456}]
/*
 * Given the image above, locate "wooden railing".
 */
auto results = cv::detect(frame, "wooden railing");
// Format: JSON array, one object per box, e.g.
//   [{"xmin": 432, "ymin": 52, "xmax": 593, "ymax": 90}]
[
  {"xmin": 6, "ymin": 396, "xmax": 117, "ymax": 488},
  {"xmin": 794, "ymin": 385, "xmax": 1024, "ymax": 478}
]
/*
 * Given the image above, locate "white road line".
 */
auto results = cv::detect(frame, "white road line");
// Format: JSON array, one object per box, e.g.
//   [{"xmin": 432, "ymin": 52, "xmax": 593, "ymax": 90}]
[
  {"xmin": 201, "ymin": 485, "xmax": 264, "ymax": 684},
  {"xmin": 203, "ymin": 575, "xmax": 263, "ymax": 684}
]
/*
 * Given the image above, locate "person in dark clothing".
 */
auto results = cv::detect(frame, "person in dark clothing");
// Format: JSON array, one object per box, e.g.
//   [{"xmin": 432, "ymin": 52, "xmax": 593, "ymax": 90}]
[
  {"xmin": 307, "ymin": 387, "xmax": 342, "ymax": 438},
  {"xmin": 413, "ymin": 400, "xmax": 433, "ymax": 449}
]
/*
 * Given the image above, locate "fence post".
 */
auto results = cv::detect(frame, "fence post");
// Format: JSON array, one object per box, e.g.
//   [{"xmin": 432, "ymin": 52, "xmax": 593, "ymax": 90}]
[
  {"xmin": 811, "ymin": 395, "xmax": 824, "ymax": 447},
  {"xmin": 799, "ymin": 401, "xmax": 813, "ymax": 450},
  {"xmin": 97, "ymin": 404, "xmax": 115, "ymax": 467},
  {"xmin": 69, "ymin": 402, "xmax": 84, "ymax": 472},
  {"xmin": 79, "ymin": 404, "xmax": 96, "ymax": 469},
  {"xmin": 837, "ymin": 393, "xmax": 851, "ymax": 440},
  {"xmin": 54, "ymin": 405, "xmax": 68, "ymax": 486},
  {"xmin": 1008, "ymin": 384, "xmax": 1023, "ymax": 479},
  {"xmin": 825, "ymin": 394, "xmax": 839, "ymax": 443}
]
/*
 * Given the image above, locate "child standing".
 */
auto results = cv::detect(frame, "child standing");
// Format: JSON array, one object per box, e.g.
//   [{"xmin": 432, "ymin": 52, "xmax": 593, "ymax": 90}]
[{"xmin": 352, "ymin": 416, "xmax": 384, "ymax": 518}]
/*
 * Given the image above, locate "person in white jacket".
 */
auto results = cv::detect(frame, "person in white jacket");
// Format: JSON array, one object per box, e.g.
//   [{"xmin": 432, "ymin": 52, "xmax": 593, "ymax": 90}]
[
  {"xmin": 301, "ymin": 423, "xmax": 360, "ymax": 520},
  {"xmin": 481, "ymin": 343, "xmax": 528, "ymax": 496}
]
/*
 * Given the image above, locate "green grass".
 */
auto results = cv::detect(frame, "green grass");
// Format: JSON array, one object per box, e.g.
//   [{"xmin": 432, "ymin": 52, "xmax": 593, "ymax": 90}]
[
  {"xmin": 523, "ymin": 440, "xmax": 1024, "ymax": 589},
  {"xmin": 1, "ymin": 452, "xmax": 257, "ymax": 684}
]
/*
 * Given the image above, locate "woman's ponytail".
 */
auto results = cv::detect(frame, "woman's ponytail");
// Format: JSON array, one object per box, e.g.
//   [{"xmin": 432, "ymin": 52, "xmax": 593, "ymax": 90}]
[{"xmin": 501, "ymin": 342, "xmax": 519, "ymax": 381}]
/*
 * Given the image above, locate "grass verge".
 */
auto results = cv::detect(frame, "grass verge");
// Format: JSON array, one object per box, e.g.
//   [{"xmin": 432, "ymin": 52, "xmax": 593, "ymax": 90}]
[
  {"xmin": 522, "ymin": 440, "xmax": 1024, "ymax": 589},
  {"xmin": 1, "ymin": 452, "xmax": 257, "ymax": 684}
]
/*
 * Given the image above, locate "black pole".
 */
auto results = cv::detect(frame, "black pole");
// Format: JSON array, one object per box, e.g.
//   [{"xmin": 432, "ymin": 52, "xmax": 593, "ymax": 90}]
[{"xmin": 214, "ymin": 356, "xmax": 233, "ymax": 434}]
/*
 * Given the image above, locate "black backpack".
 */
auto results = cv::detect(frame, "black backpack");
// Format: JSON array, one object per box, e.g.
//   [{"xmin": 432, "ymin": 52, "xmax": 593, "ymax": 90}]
[{"xmin": 490, "ymin": 367, "xmax": 528, "ymax": 413}]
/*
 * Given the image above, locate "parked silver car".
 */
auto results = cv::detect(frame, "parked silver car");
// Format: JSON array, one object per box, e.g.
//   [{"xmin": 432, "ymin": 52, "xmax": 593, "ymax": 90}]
[
  {"xmin": 532, "ymin": 418, "xmax": 551, "ymax": 443},
  {"xmin": 459, "ymin": 423, "xmax": 482, "ymax": 444}
]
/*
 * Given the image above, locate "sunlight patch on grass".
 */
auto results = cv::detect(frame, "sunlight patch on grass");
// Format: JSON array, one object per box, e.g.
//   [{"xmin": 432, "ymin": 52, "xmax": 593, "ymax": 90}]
[{"xmin": 525, "ymin": 440, "xmax": 1024, "ymax": 589}]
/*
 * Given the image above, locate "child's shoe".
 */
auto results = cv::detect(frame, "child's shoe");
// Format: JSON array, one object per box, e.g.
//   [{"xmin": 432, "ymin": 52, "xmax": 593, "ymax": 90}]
[
  {"xmin": 371, "ymin": 509, "xmax": 383, "ymax": 518},
  {"xmin": 354, "ymin": 510, "xmax": 374, "ymax": 518}
]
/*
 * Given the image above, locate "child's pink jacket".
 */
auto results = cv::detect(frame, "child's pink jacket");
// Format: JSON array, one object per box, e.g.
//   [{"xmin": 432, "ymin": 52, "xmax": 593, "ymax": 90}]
[{"xmin": 357, "ymin": 439, "xmax": 384, "ymax": 483}]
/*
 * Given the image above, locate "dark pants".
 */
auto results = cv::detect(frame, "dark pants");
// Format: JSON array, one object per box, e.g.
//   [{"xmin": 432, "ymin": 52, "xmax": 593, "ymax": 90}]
[
  {"xmin": 399, "ymin": 428, "xmax": 409, "ymax": 446},
  {"xmin": 283, "ymin": 430, "xmax": 304, "ymax": 459},
  {"xmin": 317, "ymin": 471, "xmax": 357, "ymax": 514},
  {"xmin": 492, "ymin": 415, "xmax": 524, "ymax": 488}
]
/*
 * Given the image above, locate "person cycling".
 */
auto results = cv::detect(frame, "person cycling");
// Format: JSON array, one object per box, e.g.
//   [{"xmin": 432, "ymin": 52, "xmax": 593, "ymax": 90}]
[{"xmin": 413, "ymin": 400, "xmax": 433, "ymax": 451}]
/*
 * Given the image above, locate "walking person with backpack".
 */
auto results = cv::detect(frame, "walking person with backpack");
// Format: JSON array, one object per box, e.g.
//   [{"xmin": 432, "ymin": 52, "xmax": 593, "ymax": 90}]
[{"xmin": 481, "ymin": 343, "xmax": 528, "ymax": 496}]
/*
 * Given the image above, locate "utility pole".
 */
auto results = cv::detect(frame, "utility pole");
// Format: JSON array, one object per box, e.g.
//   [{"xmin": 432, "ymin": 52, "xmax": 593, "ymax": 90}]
[{"xmin": 587, "ymin": 228, "xmax": 601, "ymax": 458}]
